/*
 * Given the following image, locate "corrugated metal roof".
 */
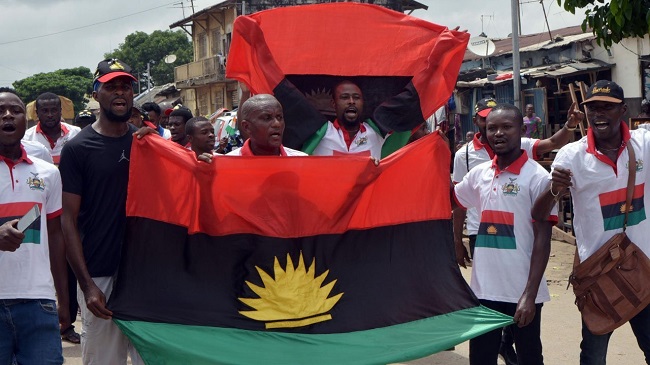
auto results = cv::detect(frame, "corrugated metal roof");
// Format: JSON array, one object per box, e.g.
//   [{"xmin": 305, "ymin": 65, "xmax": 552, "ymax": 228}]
[
  {"xmin": 457, "ymin": 60, "xmax": 613, "ymax": 88},
  {"xmin": 464, "ymin": 25, "xmax": 594, "ymax": 61}
]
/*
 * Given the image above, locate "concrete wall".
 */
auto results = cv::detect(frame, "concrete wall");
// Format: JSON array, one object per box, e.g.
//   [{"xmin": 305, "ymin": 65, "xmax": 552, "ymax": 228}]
[{"xmin": 593, "ymin": 35, "xmax": 650, "ymax": 98}]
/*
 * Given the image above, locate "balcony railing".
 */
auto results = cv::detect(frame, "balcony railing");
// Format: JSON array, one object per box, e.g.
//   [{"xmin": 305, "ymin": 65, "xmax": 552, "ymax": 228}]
[{"xmin": 174, "ymin": 55, "xmax": 227, "ymax": 88}]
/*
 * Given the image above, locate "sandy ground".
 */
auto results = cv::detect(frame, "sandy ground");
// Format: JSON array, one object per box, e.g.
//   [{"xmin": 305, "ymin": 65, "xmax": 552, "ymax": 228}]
[{"xmin": 61, "ymin": 240, "xmax": 645, "ymax": 365}]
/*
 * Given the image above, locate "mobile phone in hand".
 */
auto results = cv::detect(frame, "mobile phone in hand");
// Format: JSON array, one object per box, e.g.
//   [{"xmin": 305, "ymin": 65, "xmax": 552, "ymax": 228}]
[{"xmin": 17, "ymin": 205, "xmax": 41, "ymax": 232}]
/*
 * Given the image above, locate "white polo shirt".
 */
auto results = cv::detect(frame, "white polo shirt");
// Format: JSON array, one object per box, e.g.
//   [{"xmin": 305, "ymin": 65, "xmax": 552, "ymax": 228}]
[
  {"xmin": 311, "ymin": 120, "xmax": 384, "ymax": 159},
  {"xmin": 0, "ymin": 148, "xmax": 62, "ymax": 300},
  {"xmin": 22, "ymin": 140, "xmax": 53, "ymax": 164},
  {"xmin": 453, "ymin": 133, "xmax": 540, "ymax": 235},
  {"xmin": 227, "ymin": 140, "xmax": 307, "ymax": 156},
  {"xmin": 454, "ymin": 151, "xmax": 556, "ymax": 304},
  {"xmin": 553, "ymin": 124, "xmax": 650, "ymax": 262},
  {"xmin": 23, "ymin": 121, "xmax": 81, "ymax": 164}
]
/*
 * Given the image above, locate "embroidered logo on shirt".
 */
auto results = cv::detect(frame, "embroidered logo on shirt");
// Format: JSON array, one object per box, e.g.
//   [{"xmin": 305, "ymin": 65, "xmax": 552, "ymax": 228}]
[
  {"xmin": 118, "ymin": 150, "xmax": 129, "ymax": 163},
  {"xmin": 501, "ymin": 178, "xmax": 520, "ymax": 196},
  {"xmin": 355, "ymin": 136, "xmax": 368, "ymax": 146},
  {"xmin": 626, "ymin": 159, "xmax": 644, "ymax": 172},
  {"xmin": 26, "ymin": 172, "xmax": 45, "ymax": 191}
]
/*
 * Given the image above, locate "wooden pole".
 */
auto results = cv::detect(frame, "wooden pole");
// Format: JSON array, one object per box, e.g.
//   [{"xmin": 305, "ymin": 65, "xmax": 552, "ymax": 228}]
[
  {"xmin": 579, "ymin": 82, "xmax": 591, "ymax": 133},
  {"xmin": 569, "ymin": 83, "xmax": 586, "ymax": 137}
]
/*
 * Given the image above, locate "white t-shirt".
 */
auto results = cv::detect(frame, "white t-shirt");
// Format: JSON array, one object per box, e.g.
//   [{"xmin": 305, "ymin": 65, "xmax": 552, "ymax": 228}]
[
  {"xmin": 0, "ymin": 152, "xmax": 62, "ymax": 300},
  {"xmin": 453, "ymin": 134, "xmax": 540, "ymax": 235},
  {"xmin": 552, "ymin": 126, "xmax": 650, "ymax": 262},
  {"xmin": 23, "ymin": 121, "xmax": 81, "ymax": 164},
  {"xmin": 311, "ymin": 121, "xmax": 384, "ymax": 160},
  {"xmin": 454, "ymin": 152, "xmax": 555, "ymax": 304}
]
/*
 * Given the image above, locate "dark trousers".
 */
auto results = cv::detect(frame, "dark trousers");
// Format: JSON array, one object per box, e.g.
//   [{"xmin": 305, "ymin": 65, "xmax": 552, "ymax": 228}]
[
  {"xmin": 67, "ymin": 265, "xmax": 78, "ymax": 327},
  {"xmin": 470, "ymin": 300, "xmax": 544, "ymax": 365},
  {"xmin": 580, "ymin": 302, "xmax": 650, "ymax": 364}
]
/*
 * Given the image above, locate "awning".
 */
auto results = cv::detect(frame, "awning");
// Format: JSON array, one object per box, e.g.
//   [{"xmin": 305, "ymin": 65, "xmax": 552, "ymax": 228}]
[{"xmin": 457, "ymin": 60, "xmax": 613, "ymax": 88}]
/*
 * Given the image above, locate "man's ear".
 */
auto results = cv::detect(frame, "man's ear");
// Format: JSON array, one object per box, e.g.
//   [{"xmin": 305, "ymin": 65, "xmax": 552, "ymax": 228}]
[
  {"xmin": 92, "ymin": 91, "xmax": 98, "ymax": 101},
  {"xmin": 241, "ymin": 120, "xmax": 251, "ymax": 135}
]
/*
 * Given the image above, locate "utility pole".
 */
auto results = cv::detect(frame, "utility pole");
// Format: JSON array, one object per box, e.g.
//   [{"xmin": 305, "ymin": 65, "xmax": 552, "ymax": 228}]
[
  {"xmin": 511, "ymin": 0, "xmax": 521, "ymax": 107},
  {"xmin": 190, "ymin": 0, "xmax": 195, "ymax": 14}
]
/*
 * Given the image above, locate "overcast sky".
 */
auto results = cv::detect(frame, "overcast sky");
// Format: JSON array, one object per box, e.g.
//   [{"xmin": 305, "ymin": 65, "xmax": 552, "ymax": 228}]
[{"xmin": 0, "ymin": 0, "xmax": 586, "ymax": 86}]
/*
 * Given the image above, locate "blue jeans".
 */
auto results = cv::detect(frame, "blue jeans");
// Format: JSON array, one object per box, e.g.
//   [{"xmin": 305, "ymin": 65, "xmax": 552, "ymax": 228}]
[
  {"xmin": 0, "ymin": 299, "xmax": 63, "ymax": 365},
  {"xmin": 580, "ymin": 303, "xmax": 650, "ymax": 364}
]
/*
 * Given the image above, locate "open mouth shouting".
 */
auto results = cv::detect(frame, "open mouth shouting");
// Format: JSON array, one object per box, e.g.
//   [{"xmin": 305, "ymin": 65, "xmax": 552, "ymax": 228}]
[
  {"xmin": 112, "ymin": 99, "xmax": 128, "ymax": 114},
  {"xmin": 1, "ymin": 122, "xmax": 17, "ymax": 134},
  {"xmin": 592, "ymin": 119, "xmax": 610, "ymax": 131},
  {"xmin": 344, "ymin": 106, "xmax": 358, "ymax": 121}
]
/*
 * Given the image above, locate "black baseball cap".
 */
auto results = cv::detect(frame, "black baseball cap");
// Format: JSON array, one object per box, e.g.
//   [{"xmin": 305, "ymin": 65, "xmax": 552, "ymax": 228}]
[
  {"xmin": 582, "ymin": 80, "xmax": 624, "ymax": 104},
  {"xmin": 475, "ymin": 97, "xmax": 498, "ymax": 117},
  {"xmin": 94, "ymin": 58, "xmax": 137, "ymax": 83}
]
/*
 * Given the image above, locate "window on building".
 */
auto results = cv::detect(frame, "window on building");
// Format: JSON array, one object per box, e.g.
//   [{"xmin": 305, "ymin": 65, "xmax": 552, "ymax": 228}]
[
  {"xmin": 211, "ymin": 29, "xmax": 221, "ymax": 55},
  {"xmin": 198, "ymin": 33, "xmax": 208, "ymax": 59}
]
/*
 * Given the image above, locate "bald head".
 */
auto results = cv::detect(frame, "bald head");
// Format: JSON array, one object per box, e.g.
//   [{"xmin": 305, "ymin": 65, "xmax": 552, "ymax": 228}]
[{"xmin": 240, "ymin": 94, "xmax": 281, "ymax": 120}]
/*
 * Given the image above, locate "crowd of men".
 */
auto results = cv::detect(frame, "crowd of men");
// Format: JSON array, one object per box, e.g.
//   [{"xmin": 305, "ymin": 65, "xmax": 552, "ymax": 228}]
[{"xmin": 0, "ymin": 55, "xmax": 649, "ymax": 365}]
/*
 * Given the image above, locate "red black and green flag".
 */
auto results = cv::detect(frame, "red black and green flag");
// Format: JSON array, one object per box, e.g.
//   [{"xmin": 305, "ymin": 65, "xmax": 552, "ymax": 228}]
[
  {"xmin": 226, "ymin": 3, "xmax": 469, "ymax": 155},
  {"xmin": 477, "ymin": 210, "xmax": 516, "ymax": 250},
  {"xmin": 109, "ymin": 134, "xmax": 511, "ymax": 364},
  {"xmin": 599, "ymin": 184, "xmax": 646, "ymax": 231}
]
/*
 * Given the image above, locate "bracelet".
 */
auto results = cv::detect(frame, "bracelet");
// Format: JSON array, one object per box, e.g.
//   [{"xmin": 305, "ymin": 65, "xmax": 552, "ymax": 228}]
[
  {"xmin": 550, "ymin": 184, "xmax": 560, "ymax": 198},
  {"xmin": 564, "ymin": 123, "xmax": 577, "ymax": 131}
]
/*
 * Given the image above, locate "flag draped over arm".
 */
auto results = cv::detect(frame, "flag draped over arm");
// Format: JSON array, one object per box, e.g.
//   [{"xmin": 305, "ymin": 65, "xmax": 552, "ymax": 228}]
[
  {"xmin": 226, "ymin": 3, "xmax": 470, "ymax": 150},
  {"xmin": 109, "ymin": 134, "xmax": 512, "ymax": 365}
]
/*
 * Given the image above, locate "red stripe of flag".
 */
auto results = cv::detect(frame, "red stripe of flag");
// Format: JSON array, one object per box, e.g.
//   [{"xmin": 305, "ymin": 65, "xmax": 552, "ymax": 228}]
[
  {"xmin": 0, "ymin": 202, "xmax": 42, "ymax": 218},
  {"xmin": 127, "ymin": 133, "xmax": 451, "ymax": 238},
  {"xmin": 599, "ymin": 184, "xmax": 645, "ymax": 206},
  {"xmin": 480, "ymin": 210, "xmax": 514, "ymax": 225}
]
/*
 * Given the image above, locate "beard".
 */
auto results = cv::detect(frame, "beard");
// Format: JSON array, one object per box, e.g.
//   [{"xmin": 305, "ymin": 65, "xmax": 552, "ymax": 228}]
[{"xmin": 102, "ymin": 105, "xmax": 132, "ymax": 123}]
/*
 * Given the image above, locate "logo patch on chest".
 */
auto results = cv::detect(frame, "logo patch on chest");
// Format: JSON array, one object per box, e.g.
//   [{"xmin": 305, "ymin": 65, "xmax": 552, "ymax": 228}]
[
  {"xmin": 501, "ymin": 178, "xmax": 520, "ymax": 196},
  {"xmin": 26, "ymin": 172, "xmax": 45, "ymax": 191}
]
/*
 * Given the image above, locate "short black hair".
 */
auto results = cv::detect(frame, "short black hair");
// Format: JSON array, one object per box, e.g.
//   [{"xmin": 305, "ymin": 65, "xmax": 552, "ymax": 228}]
[
  {"xmin": 332, "ymin": 80, "xmax": 362, "ymax": 99},
  {"xmin": 488, "ymin": 104, "xmax": 524, "ymax": 126},
  {"xmin": 169, "ymin": 107, "xmax": 193, "ymax": 123},
  {"xmin": 186, "ymin": 116, "xmax": 211, "ymax": 136},
  {"xmin": 0, "ymin": 87, "xmax": 19, "ymax": 96},
  {"xmin": 0, "ymin": 87, "xmax": 24, "ymax": 106},
  {"xmin": 35, "ymin": 92, "xmax": 61, "ymax": 110},
  {"xmin": 142, "ymin": 102, "xmax": 161, "ymax": 115}
]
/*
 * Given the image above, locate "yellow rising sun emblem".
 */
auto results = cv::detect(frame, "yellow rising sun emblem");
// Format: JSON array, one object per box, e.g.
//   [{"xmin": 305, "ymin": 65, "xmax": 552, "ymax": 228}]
[{"xmin": 239, "ymin": 252, "xmax": 343, "ymax": 329}]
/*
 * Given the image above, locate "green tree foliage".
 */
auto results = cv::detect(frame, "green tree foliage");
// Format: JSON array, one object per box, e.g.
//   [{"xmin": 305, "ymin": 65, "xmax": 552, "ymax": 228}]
[
  {"xmin": 559, "ymin": 0, "xmax": 650, "ymax": 48},
  {"xmin": 13, "ymin": 67, "xmax": 93, "ymax": 113},
  {"xmin": 104, "ymin": 29, "xmax": 193, "ymax": 87}
]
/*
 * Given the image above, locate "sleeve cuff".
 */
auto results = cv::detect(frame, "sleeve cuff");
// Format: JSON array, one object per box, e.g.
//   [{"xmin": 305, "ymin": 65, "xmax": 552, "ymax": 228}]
[{"xmin": 47, "ymin": 209, "xmax": 62, "ymax": 220}]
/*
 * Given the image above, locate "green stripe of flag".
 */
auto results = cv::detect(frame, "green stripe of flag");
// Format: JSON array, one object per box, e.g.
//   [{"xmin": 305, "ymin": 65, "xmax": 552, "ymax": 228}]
[
  {"xmin": 476, "ymin": 234, "xmax": 516, "ymax": 249},
  {"xmin": 23, "ymin": 228, "xmax": 40, "ymax": 244},
  {"xmin": 115, "ymin": 305, "xmax": 512, "ymax": 365},
  {"xmin": 603, "ymin": 209, "xmax": 647, "ymax": 231}
]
